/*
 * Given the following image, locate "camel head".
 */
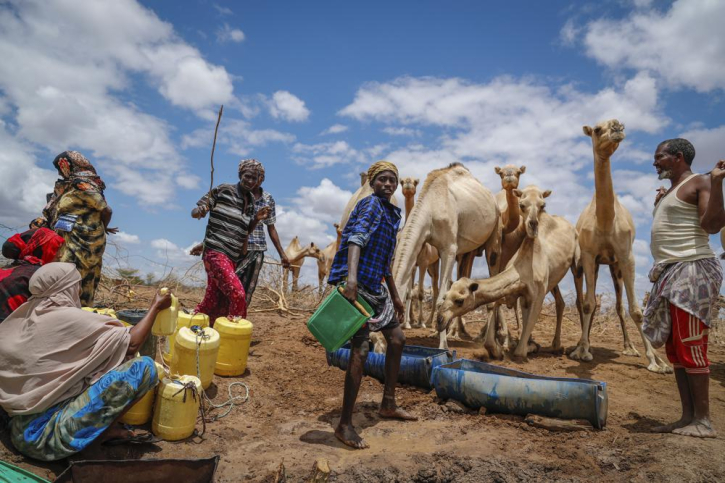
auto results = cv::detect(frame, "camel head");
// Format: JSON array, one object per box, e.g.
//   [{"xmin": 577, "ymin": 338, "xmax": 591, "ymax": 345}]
[
  {"xmin": 307, "ymin": 242, "xmax": 323, "ymax": 260},
  {"xmin": 400, "ymin": 177, "xmax": 419, "ymax": 198},
  {"xmin": 359, "ymin": 172, "xmax": 368, "ymax": 187},
  {"xmin": 494, "ymin": 164, "xmax": 526, "ymax": 191},
  {"xmin": 334, "ymin": 223, "xmax": 342, "ymax": 237},
  {"xmin": 513, "ymin": 185, "xmax": 551, "ymax": 239},
  {"xmin": 583, "ymin": 119, "xmax": 625, "ymax": 159},
  {"xmin": 436, "ymin": 277, "xmax": 480, "ymax": 333}
]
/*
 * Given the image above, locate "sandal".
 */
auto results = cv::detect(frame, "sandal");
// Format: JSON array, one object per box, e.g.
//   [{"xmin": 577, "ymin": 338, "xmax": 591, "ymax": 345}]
[{"xmin": 103, "ymin": 430, "xmax": 162, "ymax": 446}]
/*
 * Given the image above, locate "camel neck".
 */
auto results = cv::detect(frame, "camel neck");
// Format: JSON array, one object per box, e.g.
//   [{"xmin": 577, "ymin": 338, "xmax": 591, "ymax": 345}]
[
  {"xmin": 503, "ymin": 188, "xmax": 521, "ymax": 233},
  {"xmin": 404, "ymin": 195, "xmax": 415, "ymax": 222},
  {"xmin": 593, "ymin": 151, "xmax": 615, "ymax": 230}
]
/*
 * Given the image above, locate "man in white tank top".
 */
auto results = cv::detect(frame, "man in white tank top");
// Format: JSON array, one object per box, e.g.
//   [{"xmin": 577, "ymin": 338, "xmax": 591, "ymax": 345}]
[{"xmin": 643, "ymin": 138, "xmax": 725, "ymax": 439}]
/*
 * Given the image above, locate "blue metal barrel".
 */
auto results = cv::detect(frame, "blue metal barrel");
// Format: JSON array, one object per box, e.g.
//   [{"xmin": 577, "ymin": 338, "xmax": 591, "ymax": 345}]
[
  {"xmin": 430, "ymin": 359, "xmax": 608, "ymax": 428},
  {"xmin": 326, "ymin": 343, "xmax": 456, "ymax": 390}
]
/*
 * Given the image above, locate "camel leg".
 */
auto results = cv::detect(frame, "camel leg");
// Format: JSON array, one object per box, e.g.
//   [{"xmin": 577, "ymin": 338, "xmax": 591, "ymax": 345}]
[
  {"xmin": 513, "ymin": 293, "xmax": 544, "ymax": 359},
  {"xmin": 609, "ymin": 263, "xmax": 638, "ymax": 357},
  {"xmin": 292, "ymin": 267, "xmax": 301, "ymax": 292},
  {"xmin": 413, "ymin": 266, "xmax": 426, "ymax": 327},
  {"xmin": 402, "ymin": 277, "xmax": 413, "ymax": 329},
  {"xmin": 550, "ymin": 286, "xmax": 565, "ymax": 353},
  {"xmin": 450, "ymin": 253, "xmax": 475, "ymax": 340},
  {"xmin": 425, "ymin": 261, "xmax": 440, "ymax": 330},
  {"xmin": 569, "ymin": 253, "xmax": 598, "ymax": 362},
  {"xmin": 621, "ymin": 256, "xmax": 672, "ymax": 374},
  {"xmin": 318, "ymin": 271, "xmax": 325, "ymax": 297},
  {"xmin": 495, "ymin": 306, "xmax": 510, "ymax": 351},
  {"xmin": 483, "ymin": 306, "xmax": 503, "ymax": 359},
  {"xmin": 436, "ymin": 249, "xmax": 458, "ymax": 350},
  {"xmin": 572, "ymin": 261, "xmax": 585, "ymax": 329},
  {"xmin": 283, "ymin": 268, "xmax": 290, "ymax": 293}
]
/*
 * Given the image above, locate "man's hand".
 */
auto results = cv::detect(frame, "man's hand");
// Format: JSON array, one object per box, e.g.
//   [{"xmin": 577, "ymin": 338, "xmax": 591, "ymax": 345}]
[
  {"xmin": 192, "ymin": 205, "xmax": 209, "ymax": 219},
  {"xmin": 255, "ymin": 206, "xmax": 270, "ymax": 223},
  {"xmin": 342, "ymin": 281, "xmax": 358, "ymax": 304},
  {"xmin": 151, "ymin": 289, "xmax": 172, "ymax": 312},
  {"xmin": 280, "ymin": 255, "xmax": 291, "ymax": 269},
  {"xmin": 105, "ymin": 226, "xmax": 119, "ymax": 235},
  {"xmin": 710, "ymin": 160, "xmax": 725, "ymax": 181},
  {"xmin": 190, "ymin": 243, "xmax": 203, "ymax": 256},
  {"xmin": 654, "ymin": 186, "xmax": 667, "ymax": 206},
  {"xmin": 392, "ymin": 296, "xmax": 405, "ymax": 324}
]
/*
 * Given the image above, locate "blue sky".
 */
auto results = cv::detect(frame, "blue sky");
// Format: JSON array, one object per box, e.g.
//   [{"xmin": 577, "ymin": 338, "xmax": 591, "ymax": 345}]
[{"xmin": 0, "ymin": 0, "xmax": 723, "ymax": 293}]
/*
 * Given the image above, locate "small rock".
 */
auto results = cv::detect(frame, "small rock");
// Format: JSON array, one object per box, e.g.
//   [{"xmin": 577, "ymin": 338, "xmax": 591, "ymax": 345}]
[{"xmin": 478, "ymin": 407, "xmax": 487, "ymax": 416}]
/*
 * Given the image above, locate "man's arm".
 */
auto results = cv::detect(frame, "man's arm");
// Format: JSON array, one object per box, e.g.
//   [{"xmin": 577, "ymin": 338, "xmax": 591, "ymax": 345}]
[
  {"xmin": 385, "ymin": 275, "xmax": 405, "ymax": 324},
  {"xmin": 266, "ymin": 224, "xmax": 290, "ymax": 268},
  {"xmin": 699, "ymin": 161, "xmax": 725, "ymax": 234},
  {"xmin": 341, "ymin": 244, "xmax": 361, "ymax": 303}
]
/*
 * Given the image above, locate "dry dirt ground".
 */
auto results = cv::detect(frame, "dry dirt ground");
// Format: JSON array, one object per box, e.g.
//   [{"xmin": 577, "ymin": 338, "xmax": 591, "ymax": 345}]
[{"xmin": 2, "ymin": 289, "xmax": 725, "ymax": 482}]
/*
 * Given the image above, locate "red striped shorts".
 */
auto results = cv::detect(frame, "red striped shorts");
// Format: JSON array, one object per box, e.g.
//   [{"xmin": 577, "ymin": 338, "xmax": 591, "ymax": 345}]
[{"xmin": 666, "ymin": 303, "xmax": 709, "ymax": 374}]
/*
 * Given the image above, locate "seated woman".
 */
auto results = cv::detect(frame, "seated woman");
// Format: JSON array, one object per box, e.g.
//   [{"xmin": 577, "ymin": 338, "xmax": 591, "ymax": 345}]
[
  {"xmin": 0, "ymin": 228, "xmax": 65, "ymax": 323},
  {"xmin": 0, "ymin": 263, "xmax": 171, "ymax": 461}
]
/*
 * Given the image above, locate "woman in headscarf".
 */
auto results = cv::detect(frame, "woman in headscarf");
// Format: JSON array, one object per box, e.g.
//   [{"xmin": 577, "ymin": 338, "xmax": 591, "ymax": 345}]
[
  {"xmin": 327, "ymin": 160, "xmax": 417, "ymax": 450},
  {"xmin": 0, "ymin": 228, "xmax": 65, "ymax": 323},
  {"xmin": 0, "ymin": 263, "xmax": 171, "ymax": 461},
  {"xmin": 30, "ymin": 151, "xmax": 117, "ymax": 306},
  {"xmin": 191, "ymin": 159, "xmax": 269, "ymax": 325}
]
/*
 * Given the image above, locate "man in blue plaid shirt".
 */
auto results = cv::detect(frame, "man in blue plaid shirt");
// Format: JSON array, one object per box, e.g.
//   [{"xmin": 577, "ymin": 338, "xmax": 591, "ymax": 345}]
[{"xmin": 328, "ymin": 160, "xmax": 417, "ymax": 450}]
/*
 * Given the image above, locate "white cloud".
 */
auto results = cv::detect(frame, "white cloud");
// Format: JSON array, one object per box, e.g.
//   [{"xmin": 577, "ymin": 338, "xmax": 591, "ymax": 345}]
[
  {"xmin": 578, "ymin": 0, "xmax": 725, "ymax": 92},
  {"xmin": 383, "ymin": 126, "xmax": 421, "ymax": 137},
  {"xmin": 679, "ymin": 125, "xmax": 725, "ymax": 173},
  {"xmin": 292, "ymin": 140, "xmax": 388, "ymax": 169},
  {"xmin": 0, "ymin": 0, "xmax": 236, "ymax": 217},
  {"xmin": 559, "ymin": 19, "xmax": 580, "ymax": 45},
  {"xmin": 182, "ymin": 118, "xmax": 295, "ymax": 157},
  {"xmin": 291, "ymin": 178, "xmax": 355, "ymax": 223},
  {"xmin": 114, "ymin": 231, "xmax": 141, "ymax": 244},
  {"xmin": 151, "ymin": 238, "xmax": 198, "ymax": 263},
  {"xmin": 321, "ymin": 124, "xmax": 348, "ymax": 135},
  {"xmin": 340, "ymin": 74, "xmax": 667, "ymax": 224},
  {"xmin": 268, "ymin": 91, "xmax": 310, "ymax": 122},
  {"xmin": 176, "ymin": 173, "xmax": 202, "ymax": 190},
  {"xmin": 216, "ymin": 23, "xmax": 245, "ymax": 43},
  {"xmin": 213, "ymin": 4, "xmax": 233, "ymax": 16}
]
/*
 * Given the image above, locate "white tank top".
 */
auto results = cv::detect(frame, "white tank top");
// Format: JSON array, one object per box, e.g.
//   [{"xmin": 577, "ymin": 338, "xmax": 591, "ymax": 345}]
[{"xmin": 651, "ymin": 173, "xmax": 715, "ymax": 265}]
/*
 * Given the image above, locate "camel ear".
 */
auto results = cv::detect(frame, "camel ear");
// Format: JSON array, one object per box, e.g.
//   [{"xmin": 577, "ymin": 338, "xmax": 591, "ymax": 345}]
[
  {"xmin": 583, "ymin": 125, "xmax": 593, "ymax": 137},
  {"xmin": 414, "ymin": 179, "xmax": 419, "ymax": 186},
  {"xmin": 494, "ymin": 166, "xmax": 501, "ymax": 174},
  {"xmin": 310, "ymin": 242, "xmax": 315, "ymax": 248},
  {"xmin": 513, "ymin": 189, "xmax": 523, "ymax": 198},
  {"xmin": 543, "ymin": 190, "xmax": 552, "ymax": 198},
  {"xmin": 333, "ymin": 223, "xmax": 339, "ymax": 229},
  {"xmin": 468, "ymin": 282, "xmax": 479, "ymax": 292},
  {"xmin": 519, "ymin": 165, "xmax": 526, "ymax": 174}
]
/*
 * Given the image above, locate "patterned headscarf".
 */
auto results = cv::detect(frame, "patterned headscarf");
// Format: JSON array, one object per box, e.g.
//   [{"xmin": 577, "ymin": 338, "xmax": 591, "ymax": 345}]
[
  {"xmin": 367, "ymin": 160, "xmax": 399, "ymax": 185},
  {"xmin": 31, "ymin": 151, "xmax": 106, "ymax": 228},
  {"xmin": 238, "ymin": 158, "xmax": 264, "ymax": 182},
  {"xmin": 2, "ymin": 228, "xmax": 65, "ymax": 265}
]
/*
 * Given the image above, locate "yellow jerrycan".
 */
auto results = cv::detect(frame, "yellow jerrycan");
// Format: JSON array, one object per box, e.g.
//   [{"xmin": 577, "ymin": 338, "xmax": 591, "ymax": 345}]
[
  {"xmin": 170, "ymin": 326, "xmax": 220, "ymax": 390},
  {"xmin": 119, "ymin": 360, "xmax": 166, "ymax": 425},
  {"xmin": 151, "ymin": 375, "xmax": 201, "ymax": 441},
  {"xmin": 152, "ymin": 287, "xmax": 178, "ymax": 336},
  {"xmin": 214, "ymin": 317, "xmax": 253, "ymax": 376},
  {"xmin": 162, "ymin": 311, "xmax": 210, "ymax": 365},
  {"xmin": 81, "ymin": 307, "xmax": 117, "ymax": 318}
]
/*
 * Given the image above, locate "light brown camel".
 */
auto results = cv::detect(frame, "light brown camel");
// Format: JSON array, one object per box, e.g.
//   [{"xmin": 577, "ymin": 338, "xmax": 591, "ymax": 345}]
[
  {"xmin": 569, "ymin": 119, "xmax": 670, "ymax": 374},
  {"xmin": 316, "ymin": 223, "xmax": 343, "ymax": 294},
  {"xmin": 283, "ymin": 237, "xmax": 323, "ymax": 292},
  {"xmin": 393, "ymin": 163, "xmax": 502, "ymax": 350},
  {"xmin": 400, "ymin": 176, "xmax": 440, "ymax": 329},
  {"xmin": 438, "ymin": 186, "xmax": 582, "ymax": 359}
]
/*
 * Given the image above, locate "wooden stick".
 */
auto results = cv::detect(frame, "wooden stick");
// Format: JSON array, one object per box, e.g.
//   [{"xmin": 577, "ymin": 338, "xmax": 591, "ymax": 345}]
[{"xmin": 207, "ymin": 105, "xmax": 224, "ymax": 211}]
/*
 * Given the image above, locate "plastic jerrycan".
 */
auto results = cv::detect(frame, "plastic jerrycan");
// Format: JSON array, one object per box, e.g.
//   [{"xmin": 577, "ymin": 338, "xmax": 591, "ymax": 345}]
[
  {"xmin": 119, "ymin": 360, "xmax": 165, "ymax": 425},
  {"xmin": 163, "ymin": 311, "xmax": 210, "ymax": 365},
  {"xmin": 214, "ymin": 317, "xmax": 253, "ymax": 376},
  {"xmin": 82, "ymin": 307, "xmax": 117, "ymax": 318},
  {"xmin": 152, "ymin": 375, "xmax": 201, "ymax": 441},
  {"xmin": 152, "ymin": 287, "xmax": 178, "ymax": 336},
  {"xmin": 170, "ymin": 326, "xmax": 220, "ymax": 390}
]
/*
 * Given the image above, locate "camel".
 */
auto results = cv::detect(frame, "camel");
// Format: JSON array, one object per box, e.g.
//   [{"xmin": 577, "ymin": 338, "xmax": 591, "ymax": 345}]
[
  {"xmin": 400, "ymin": 177, "xmax": 440, "ymax": 329},
  {"xmin": 316, "ymin": 223, "xmax": 343, "ymax": 294},
  {"xmin": 392, "ymin": 163, "xmax": 502, "ymax": 350},
  {"xmin": 569, "ymin": 119, "xmax": 670, "ymax": 374},
  {"xmin": 437, "ymin": 186, "xmax": 582, "ymax": 359},
  {"xmin": 283, "ymin": 237, "xmax": 323, "ymax": 292}
]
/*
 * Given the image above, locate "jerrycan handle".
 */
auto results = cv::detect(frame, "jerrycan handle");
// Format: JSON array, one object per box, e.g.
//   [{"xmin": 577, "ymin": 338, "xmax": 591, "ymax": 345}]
[{"xmin": 337, "ymin": 286, "xmax": 371, "ymax": 317}]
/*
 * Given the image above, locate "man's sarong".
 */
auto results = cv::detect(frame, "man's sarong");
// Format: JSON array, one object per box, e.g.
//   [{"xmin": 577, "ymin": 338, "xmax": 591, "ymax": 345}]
[
  {"xmin": 643, "ymin": 257, "xmax": 722, "ymax": 348},
  {"xmin": 196, "ymin": 249, "xmax": 248, "ymax": 325},
  {"xmin": 10, "ymin": 357, "xmax": 157, "ymax": 462},
  {"xmin": 236, "ymin": 250, "xmax": 265, "ymax": 305}
]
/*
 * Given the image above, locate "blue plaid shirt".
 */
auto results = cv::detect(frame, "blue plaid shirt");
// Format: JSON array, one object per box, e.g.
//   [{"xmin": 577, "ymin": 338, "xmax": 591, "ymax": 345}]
[
  {"xmin": 247, "ymin": 191, "xmax": 276, "ymax": 251},
  {"xmin": 328, "ymin": 194, "xmax": 401, "ymax": 294}
]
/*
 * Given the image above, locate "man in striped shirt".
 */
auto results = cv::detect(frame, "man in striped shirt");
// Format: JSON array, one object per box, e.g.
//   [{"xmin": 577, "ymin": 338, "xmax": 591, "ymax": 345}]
[{"xmin": 191, "ymin": 161, "xmax": 269, "ymax": 325}]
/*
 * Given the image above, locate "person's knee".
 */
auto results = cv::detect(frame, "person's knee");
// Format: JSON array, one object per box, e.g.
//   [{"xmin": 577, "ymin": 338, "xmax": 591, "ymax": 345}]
[
  {"xmin": 387, "ymin": 328, "xmax": 406, "ymax": 349},
  {"xmin": 352, "ymin": 338, "xmax": 370, "ymax": 359}
]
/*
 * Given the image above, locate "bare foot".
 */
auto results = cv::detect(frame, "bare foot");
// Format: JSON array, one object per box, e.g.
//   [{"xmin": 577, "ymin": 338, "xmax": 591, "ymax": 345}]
[
  {"xmin": 673, "ymin": 421, "xmax": 717, "ymax": 438},
  {"xmin": 379, "ymin": 406, "xmax": 418, "ymax": 421},
  {"xmin": 334, "ymin": 424, "xmax": 369, "ymax": 449},
  {"xmin": 652, "ymin": 418, "xmax": 691, "ymax": 433}
]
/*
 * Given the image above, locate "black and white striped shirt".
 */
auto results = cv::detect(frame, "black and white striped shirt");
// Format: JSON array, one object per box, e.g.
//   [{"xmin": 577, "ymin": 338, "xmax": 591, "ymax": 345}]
[{"xmin": 197, "ymin": 183, "xmax": 255, "ymax": 262}]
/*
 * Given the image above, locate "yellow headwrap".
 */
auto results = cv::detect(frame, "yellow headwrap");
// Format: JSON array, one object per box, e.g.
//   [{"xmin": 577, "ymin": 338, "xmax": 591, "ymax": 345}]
[{"xmin": 367, "ymin": 160, "xmax": 399, "ymax": 185}]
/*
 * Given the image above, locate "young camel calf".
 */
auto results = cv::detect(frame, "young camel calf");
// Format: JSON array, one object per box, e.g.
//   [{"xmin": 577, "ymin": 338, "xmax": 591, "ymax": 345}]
[{"xmin": 437, "ymin": 186, "xmax": 583, "ymax": 359}]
